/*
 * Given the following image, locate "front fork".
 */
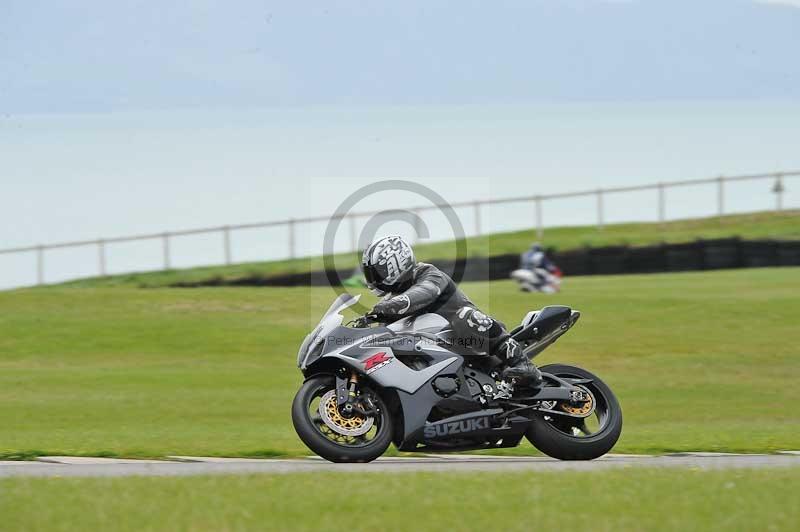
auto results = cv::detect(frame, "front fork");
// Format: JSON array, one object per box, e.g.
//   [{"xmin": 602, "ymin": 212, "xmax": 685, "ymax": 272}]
[{"xmin": 335, "ymin": 369, "xmax": 376, "ymax": 418}]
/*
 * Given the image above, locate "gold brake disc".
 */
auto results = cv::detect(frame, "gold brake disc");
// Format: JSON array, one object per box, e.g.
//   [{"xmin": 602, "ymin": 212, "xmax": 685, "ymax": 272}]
[
  {"xmin": 559, "ymin": 386, "xmax": 595, "ymax": 417},
  {"xmin": 318, "ymin": 390, "xmax": 374, "ymax": 437}
]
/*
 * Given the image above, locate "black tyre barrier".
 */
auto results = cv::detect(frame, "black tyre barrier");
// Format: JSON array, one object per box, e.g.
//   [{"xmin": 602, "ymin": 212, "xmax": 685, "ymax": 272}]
[{"xmin": 170, "ymin": 238, "xmax": 800, "ymax": 287}]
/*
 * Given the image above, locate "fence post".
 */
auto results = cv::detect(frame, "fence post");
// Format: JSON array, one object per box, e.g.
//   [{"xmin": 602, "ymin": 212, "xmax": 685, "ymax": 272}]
[
  {"xmin": 773, "ymin": 174, "xmax": 785, "ymax": 211},
  {"xmin": 162, "ymin": 233, "xmax": 171, "ymax": 270},
  {"xmin": 597, "ymin": 189, "xmax": 604, "ymax": 230},
  {"xmin": 717, "ymin": 176, "xmax": 725, "ymax": 218},
  {"xmin": 657, "ymin": 183, "xmax": 665, "ymax": 225},
  {"xmin": 535, "ymin": 196, "xmax": 544, "ymax": 239},
  {"xmin": 36, "ymin": 245, "xmax": 44, "ymax": 285},
  {"xmin": 288, "ymin": 219, "xmax": 296, "ymax": 260},
  {"xmin": 223, "ymin": 226, "xmax": 232, "ymax": 265},
  {"xmin": 98, "ymin": 239, "xmax": 106, "ymax": 276},
  {"xmin": 473, "ymin": 202, "xmax": 482, "ymax": 236}
]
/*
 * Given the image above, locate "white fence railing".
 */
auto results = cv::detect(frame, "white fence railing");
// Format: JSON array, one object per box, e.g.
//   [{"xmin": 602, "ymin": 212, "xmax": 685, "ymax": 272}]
[{"xmin": 1, "ymin": 171, "xmax": 797, "ymax": 286}]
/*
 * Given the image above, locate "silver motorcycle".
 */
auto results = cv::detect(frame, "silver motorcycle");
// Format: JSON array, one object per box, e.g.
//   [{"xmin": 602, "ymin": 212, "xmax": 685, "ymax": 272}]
[{"xmin": 292, "ymin": 294, "xmax": 622, "ymax": 463}]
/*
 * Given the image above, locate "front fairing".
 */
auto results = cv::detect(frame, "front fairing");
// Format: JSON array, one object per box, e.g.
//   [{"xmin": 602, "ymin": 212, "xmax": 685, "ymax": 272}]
[{"xmin": 297, "ymin": 294, "xmax": 362, "ymax": 370}]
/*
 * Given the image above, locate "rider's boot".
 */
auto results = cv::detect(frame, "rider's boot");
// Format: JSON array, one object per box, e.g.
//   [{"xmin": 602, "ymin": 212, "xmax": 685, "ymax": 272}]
[{"xmin": 499, "ymin": 338, "xmax": 543, "ymax": 387}]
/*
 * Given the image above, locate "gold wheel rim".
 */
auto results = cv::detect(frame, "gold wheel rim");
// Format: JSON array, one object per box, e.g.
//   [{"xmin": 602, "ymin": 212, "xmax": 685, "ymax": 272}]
[
  {"xmin": 317, "ymin": 390, "xmax": 374, "ymax": 437},
  {"xmin": 324, "ymin": 394, "xmax": 367, "ymax": 431},
  {"xmin": 559, "ymin": 386, "xmax": 595, "ymax": 416}
]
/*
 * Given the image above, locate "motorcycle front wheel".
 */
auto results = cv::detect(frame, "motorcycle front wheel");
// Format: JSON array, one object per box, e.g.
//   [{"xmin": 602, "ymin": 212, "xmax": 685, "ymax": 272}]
[
  {"xmin": 526, "ymin": 364, "xmax": 623, "ymax": 460},
  {"xmin": 291, "ymin": 375, "xmax": 393, "ymax": 463}
]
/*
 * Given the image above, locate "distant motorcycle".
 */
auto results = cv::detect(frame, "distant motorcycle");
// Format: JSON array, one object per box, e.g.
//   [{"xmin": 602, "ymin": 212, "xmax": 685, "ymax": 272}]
[
  {"xmin": 511, "ymin": 267, "xmax": 563, "ymax": 293},
  {"xmin": 292, "ymin": 294, "xmax": 622, "ymax": 463}
]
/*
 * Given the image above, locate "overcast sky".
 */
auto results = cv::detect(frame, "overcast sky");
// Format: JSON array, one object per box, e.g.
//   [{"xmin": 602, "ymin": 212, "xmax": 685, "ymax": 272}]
[
  {"xmin": 3, "ymin": 0, "xmax": 800, "ymax": 114},
  {"xmin": 2, "ymin": 1, "xmax": 799, "ymax": 287}
]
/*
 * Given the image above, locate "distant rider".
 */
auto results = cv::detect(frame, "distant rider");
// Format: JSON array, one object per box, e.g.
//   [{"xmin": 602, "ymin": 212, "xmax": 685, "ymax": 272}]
[
  {"xmin": 512, "ymin": 243, "xmax": 562, "ymax": 293},
  {"xmin": 361, "ymin": 235, "xmax": 542, "ymax": 386}
]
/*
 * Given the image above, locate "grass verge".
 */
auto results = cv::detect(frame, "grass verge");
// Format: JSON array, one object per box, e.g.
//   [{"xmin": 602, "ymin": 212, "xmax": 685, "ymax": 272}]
[
  {"xmin": 2, "ymin": 468, "xmax": 799, "ymax": 531},
  {"xmin": 1, "ymin": 267, "xmax": 798, "ymax": 458},
  {"xmin": 56, "ymin": 209, "xmax": 800, "ymax": 288}
]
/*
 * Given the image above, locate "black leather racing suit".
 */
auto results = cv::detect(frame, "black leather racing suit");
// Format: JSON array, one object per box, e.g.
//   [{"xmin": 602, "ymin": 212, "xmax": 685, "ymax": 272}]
[{"xmin": 372, "ymin": 262, "xmax": 517, "ymax": 359}]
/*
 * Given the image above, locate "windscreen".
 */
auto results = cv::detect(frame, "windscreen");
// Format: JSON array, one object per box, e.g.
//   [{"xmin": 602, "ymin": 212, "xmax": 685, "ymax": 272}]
[{"xmin": 320, "ymin": 293, "xmax": 360, "ymax": 322}]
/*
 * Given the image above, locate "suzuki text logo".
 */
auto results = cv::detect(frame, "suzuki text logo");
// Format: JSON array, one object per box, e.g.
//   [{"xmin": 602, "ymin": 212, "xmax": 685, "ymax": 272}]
[{"xmin": 424, "ymin": 417, "xmax": 491, "ymax": 439}]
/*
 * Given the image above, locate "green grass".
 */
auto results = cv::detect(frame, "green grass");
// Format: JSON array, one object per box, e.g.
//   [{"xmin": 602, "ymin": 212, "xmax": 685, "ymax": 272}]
[
  {"xmin": 60, "ymin": 209, "xmax": 800, "ymax": 288},
  {"xmin": 2, "ymin": 468, "xmax": 800, "ymax": 531},
  {"xmin": 1, "ymin": 267, "xmax": 799, "ymax": 459}
]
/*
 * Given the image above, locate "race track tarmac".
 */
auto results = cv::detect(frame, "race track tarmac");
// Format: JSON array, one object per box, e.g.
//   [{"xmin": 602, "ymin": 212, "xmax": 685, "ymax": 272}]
[{"xmin": 2, "ymin": 453, "xmax": 800, "ymax": 478}]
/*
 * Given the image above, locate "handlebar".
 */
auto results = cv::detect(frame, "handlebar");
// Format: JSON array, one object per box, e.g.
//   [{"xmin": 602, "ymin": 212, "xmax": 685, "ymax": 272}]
[{"xmin": 351, "ymin": 314, "xmax": 382, "ymax": 328}]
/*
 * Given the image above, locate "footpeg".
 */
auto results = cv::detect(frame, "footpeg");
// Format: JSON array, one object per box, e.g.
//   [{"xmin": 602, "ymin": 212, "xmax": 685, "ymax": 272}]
[{"xmin": 492, "ymin": 380, "xmax": 514, "ymax": 400}]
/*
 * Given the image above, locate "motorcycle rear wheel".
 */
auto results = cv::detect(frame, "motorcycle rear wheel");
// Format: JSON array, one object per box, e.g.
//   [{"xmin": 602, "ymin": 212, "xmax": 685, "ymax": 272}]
[
  {"xmin": 526, "ymin": 364, "xmax": 622, "ymax": 460},
  {"xmin": 292, "ymin": 375, "xmax": 393, "ymax": 463}
]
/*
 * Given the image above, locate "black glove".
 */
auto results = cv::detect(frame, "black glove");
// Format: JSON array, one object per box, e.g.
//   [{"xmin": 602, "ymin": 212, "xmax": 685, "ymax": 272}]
[{"xmin": 371, "ymin": 295, "xmax": 411, "ymax": 318}]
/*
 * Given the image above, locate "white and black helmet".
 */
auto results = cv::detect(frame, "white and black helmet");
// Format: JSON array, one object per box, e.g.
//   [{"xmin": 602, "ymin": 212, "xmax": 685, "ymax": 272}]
[{"xmin": 361, "ymin": 235, "xmax": 416, "ymax": 296}]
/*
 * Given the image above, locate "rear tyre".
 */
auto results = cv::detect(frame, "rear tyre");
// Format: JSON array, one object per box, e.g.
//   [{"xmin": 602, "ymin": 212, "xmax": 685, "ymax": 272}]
[
  {"xmin": 292, "ymin": 375, "xmax": 393, "ymax": 463},
  {"xmin": 526, "ymin": 364, "xmax": 622, "ymax": 460}
]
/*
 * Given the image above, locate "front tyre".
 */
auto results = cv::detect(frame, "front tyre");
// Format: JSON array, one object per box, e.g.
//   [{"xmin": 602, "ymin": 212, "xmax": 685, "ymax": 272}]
[
  {"xmin": 292, "ymin": 375, "xmax": 393, "ymax": 463},
  {"xmin": 526, "ymin": 364, "xmax": 622, "ymax": 460}
]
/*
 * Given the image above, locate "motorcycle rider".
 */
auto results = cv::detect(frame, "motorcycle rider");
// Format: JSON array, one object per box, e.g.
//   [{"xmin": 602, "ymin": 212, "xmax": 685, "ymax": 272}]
[
  {"xmin": 361, "ymin": 235, "xmax": 542, "ymax": 386},
  {"xmin": 513, "ymin": 243, "xmax": 562, "ymax": 293}
]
